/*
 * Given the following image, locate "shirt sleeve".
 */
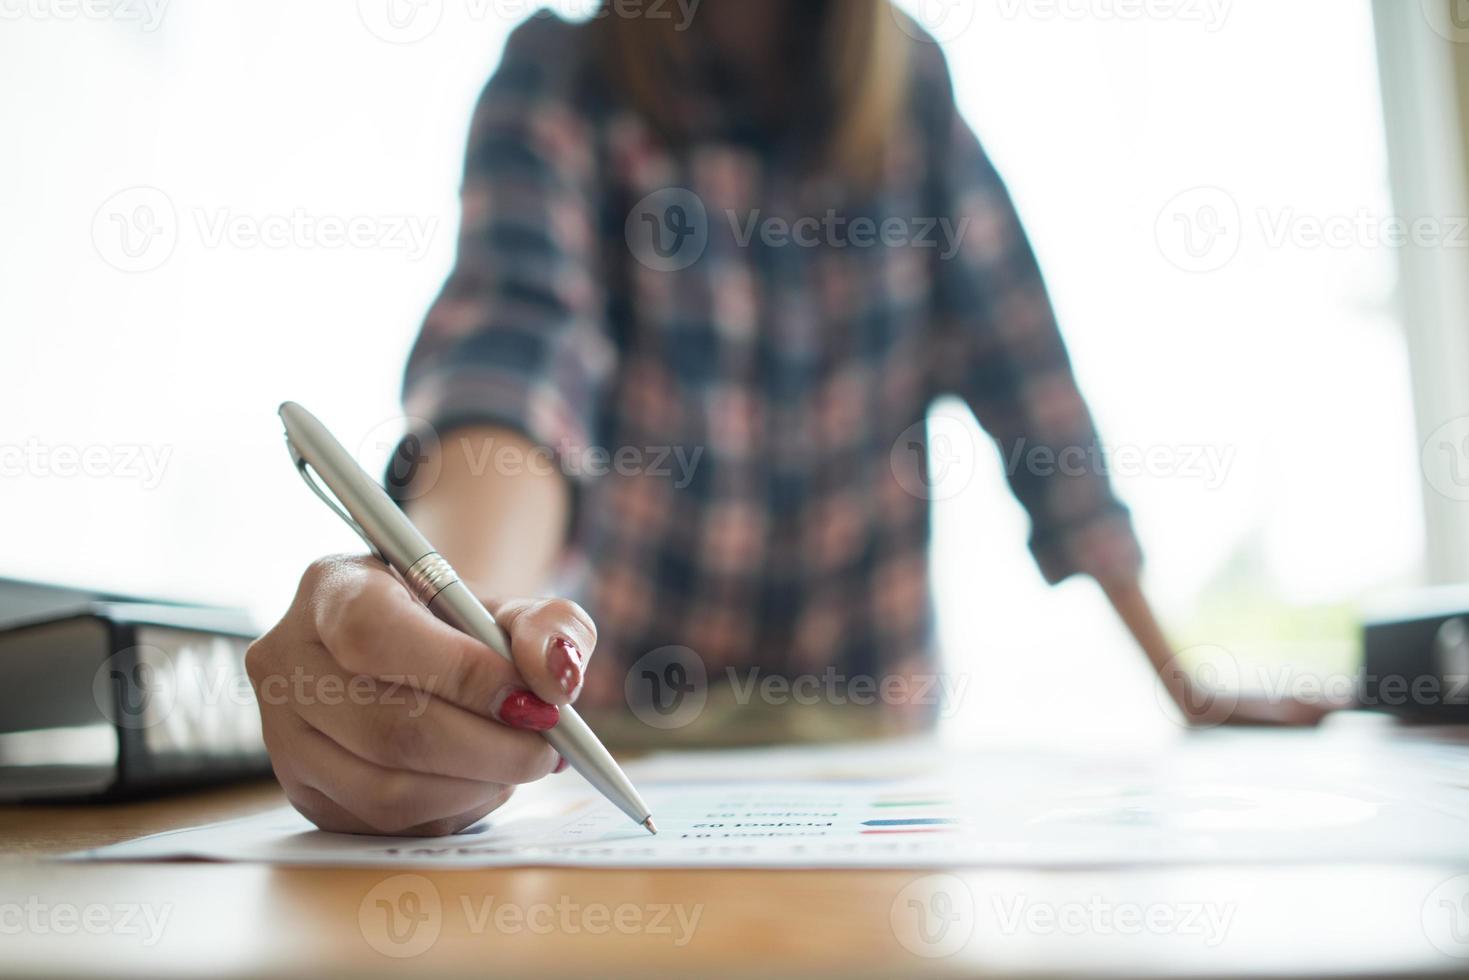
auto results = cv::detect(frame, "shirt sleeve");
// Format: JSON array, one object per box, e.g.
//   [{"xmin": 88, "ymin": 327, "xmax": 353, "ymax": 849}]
[
  {"xmin": 920, "ymin": 49, "xmax": 1143, "ymax": 585},
  {"xmin": 394, "ymin": 20, "xmax": 615, "ymax": 497}
]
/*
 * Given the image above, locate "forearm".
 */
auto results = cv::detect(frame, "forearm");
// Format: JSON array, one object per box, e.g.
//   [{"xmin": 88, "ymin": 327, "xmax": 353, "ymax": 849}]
[
  {"xmin": 1100, "ymin": 573, "xmax": 1344, "ymax": 725},
  {"xmin": 404, "ymin": 426, "xmax": 570, "ymax": 598},
  {"xmin": 1099, "ymin": 573, "xmax": 1192, "ymax": 712}
]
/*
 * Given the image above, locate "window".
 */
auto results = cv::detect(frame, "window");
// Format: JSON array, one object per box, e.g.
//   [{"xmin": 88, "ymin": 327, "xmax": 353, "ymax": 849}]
[
  {"xmin": 0, "ymin": 2, "xmax": 1440, "ymax": 736},
  {"xmin": 896, "ymin": 0, "xmax": 1426, "ymax": 735}
]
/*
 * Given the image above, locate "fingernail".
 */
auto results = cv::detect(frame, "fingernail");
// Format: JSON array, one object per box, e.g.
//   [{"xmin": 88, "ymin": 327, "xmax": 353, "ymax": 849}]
[
  {"xmin": 553, "ymin": 755, "xmax": 569, "ymax": 774},
  {"xmin": 497, "ymin": 689, "xmax": 559, "ymax": 732},
  {"xmin": 549, "ymin": 636, "xmax": 583, "ymax": 698}
]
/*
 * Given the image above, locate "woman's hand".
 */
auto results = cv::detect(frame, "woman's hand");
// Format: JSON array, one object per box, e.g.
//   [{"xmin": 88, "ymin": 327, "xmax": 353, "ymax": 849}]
[
  {"xmin": 245, "ymin": 554, "xmax": 595, "ymax": 836},
  {"xmin": 1176, "ymin": 688, "xmax": 1350, "ymax": 728},
  {"xmin": 1098, "ymin": 573, "xmax": 1350, "ymax": 728}
]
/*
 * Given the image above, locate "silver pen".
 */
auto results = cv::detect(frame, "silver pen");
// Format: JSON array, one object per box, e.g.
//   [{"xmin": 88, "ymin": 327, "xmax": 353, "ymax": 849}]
[{"xmin": 278, "ymin": 401, "xmax": 657, "ymax": 835}]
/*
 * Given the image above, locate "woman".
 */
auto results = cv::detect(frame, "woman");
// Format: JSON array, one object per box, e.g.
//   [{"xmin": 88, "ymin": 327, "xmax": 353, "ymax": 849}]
[{"xmin": 245, "ymin": 0, "xmax": 1329, "ymax": 837}]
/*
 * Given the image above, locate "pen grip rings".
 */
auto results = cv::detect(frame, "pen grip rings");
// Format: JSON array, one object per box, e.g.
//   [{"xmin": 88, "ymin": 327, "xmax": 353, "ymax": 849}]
[{"xmin": 404, "ymin": 552, "xmax": 460, "ymax": 605}]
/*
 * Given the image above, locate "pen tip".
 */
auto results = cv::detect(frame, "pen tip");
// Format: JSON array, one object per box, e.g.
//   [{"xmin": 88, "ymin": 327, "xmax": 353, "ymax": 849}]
[{"xmin": 643, "ymin": 817, "xmax": 658, "ymax": 836}]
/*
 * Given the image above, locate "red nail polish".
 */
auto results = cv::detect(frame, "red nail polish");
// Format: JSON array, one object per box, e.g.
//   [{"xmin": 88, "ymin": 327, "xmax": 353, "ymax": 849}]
[
  {"xmin": 549, "ymin": 636, "xmax": 583, "ymax": 698},
  {"xmin": 498, "ymin": 689, "xmax": 559, "ymax": 731},
  {"xmin": 554, "ymin": 755, "xmax": 569, "ymax": 774}
]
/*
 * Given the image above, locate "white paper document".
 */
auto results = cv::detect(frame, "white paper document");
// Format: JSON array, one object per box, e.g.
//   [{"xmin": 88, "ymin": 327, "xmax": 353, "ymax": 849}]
[{"xmin": 68, "ymin": 733, "xmax": 1469, "ymax": 869}]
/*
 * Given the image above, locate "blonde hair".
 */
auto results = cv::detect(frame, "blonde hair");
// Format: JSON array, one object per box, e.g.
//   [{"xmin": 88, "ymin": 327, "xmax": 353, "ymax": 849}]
[{"xmin": 595, "ymin": 0, "xmax": 910, "ymax": 182}]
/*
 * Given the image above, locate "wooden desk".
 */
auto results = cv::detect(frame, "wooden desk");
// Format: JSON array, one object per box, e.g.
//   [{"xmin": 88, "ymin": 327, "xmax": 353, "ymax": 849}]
[{"xmin": 2, "ymin": 731, "xmax": 1467, "ymax": 979}]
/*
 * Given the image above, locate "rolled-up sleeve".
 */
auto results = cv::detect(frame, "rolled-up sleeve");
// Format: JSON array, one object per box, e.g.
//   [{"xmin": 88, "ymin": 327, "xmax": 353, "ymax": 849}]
[
  {"xmin": 923, "ymin": 54, "xmax": 1142, "ymax": 585},
  {"xmin": 396, "ymin": 21, "xmax": 615, "ymax": 490}
]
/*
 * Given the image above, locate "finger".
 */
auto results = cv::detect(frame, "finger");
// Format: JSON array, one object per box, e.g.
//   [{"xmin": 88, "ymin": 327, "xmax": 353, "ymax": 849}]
[
  {"xmin": 285, "ymin": 717, "xmax": 514, "ymax": 836},
  {"xmin": 484, "ymin": 597, "xmax": 597, "ymax": 706},
  {"xmin": 306, "ymin": 556, "xmax": 553, "ymax": 723},
  {"xmin": 277, "ymin": 638, "xmax": 558, "ymax": 782},
  {"xmin": 284, "ymin": 783, "xmax": 504, "ymax": 838}
]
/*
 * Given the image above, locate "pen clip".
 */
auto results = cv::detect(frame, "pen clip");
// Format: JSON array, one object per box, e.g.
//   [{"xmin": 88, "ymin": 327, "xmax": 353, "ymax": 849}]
[{"xmin": 286, "ymin": 435, "xmax": 387, "ymax": 565}]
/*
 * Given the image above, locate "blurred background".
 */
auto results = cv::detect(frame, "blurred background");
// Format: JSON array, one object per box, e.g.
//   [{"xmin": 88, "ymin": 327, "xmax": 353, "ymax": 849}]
[{"xmin": 2, "ymin": 0, "xmax": 1465, "ymax": 739}]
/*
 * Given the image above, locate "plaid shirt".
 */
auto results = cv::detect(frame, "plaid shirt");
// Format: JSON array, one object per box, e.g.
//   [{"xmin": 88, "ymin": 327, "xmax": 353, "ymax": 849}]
[{"xmin": 398, "ymin": 15, "xmax": 1141, "ymax": 734}]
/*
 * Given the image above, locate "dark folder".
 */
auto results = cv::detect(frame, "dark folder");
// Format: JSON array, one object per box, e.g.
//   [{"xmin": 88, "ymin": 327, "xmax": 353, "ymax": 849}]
[{"xmin": 0, "ymin": 580, "xmax": 270, "ymax": 801}]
